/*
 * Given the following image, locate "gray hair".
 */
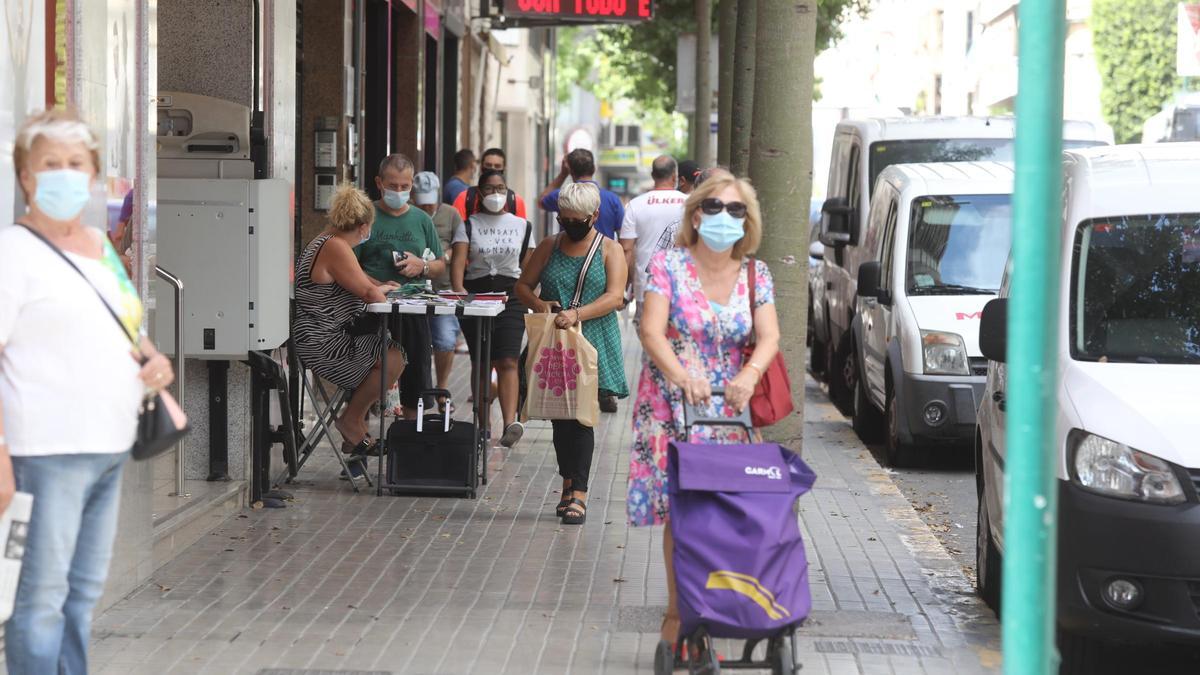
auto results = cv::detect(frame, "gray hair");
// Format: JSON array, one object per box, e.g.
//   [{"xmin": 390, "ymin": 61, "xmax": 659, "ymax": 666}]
[
  {"xmin": 558, "ymin": 181, "xmax": 600, "ymax": 216},
  {"xmin": 378, "ymin": 153, "xmax": 414, "ymax": 177}
]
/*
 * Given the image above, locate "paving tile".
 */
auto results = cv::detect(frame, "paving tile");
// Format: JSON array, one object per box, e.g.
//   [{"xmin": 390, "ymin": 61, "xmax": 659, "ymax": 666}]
[{"xmin": 90, "ymin": 317, "xmax": 998, "ymax": 674}]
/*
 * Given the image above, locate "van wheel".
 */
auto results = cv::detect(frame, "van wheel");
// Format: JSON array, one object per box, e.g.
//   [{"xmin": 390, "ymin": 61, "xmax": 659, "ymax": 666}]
[
  {"xmin": 884, "ymin": 383, "xmax": 919, "ymax": 467},
  {"xmin": 852, "ymin": 372, "xmax": 884, "ymax": 443},
  {"xmin": 976, "ymin": 489, "xmax": 1001, "ymax": 615},
  {"xmin": 827, "ymin": 338, "xmax": 855, "ymax": 415},
  {"xmin": 1058, "ymin": 628, "xmax": 1105, "ymax": 674}
]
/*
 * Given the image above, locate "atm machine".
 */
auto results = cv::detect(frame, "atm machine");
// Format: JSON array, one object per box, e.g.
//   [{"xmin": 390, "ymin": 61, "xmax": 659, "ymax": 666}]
[{"xmin": 155, "ymin": 92, "xmax": 294, "ymax": 504}]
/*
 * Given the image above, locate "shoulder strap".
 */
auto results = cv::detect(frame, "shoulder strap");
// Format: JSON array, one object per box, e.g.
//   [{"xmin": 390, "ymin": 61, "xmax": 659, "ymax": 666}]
[
  {"xmin": 506, "ymin": 189, "xmax": 517, "ymax": 214},
  {"xmin": 747, "ymin": 256, "xmax": 758, "ymax": 347},
  {"xmin": 16, "ymin": 224, "xmax": 139, "ymax": 349},
  {"xmin": 464, "ymin": 187, "xmax": 479, "ymax": 219},
  {"xmin": 569, "ymin": 232, "xmax": 605, "ymax": 309},
  {"xmin": 521, "ymin": 220, "xmax": 533, "ymax": 255}
]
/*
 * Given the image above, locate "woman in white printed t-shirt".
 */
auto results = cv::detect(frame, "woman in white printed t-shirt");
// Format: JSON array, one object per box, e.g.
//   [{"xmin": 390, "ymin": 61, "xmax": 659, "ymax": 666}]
[
  {"xmin": 450, "ymin": 169, "xmax": 534, "ymax": 449},
  {"xmin": 0, "ymin": 109, "xmax": 175, "ymax": 674}
]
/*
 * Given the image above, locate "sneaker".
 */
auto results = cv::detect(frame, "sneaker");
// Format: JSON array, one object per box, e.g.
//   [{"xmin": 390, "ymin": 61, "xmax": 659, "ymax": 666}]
[
  {"xmin": 600, "ymin": 394, "xmax": 618, "ymax": 414},
  {"xmin": 499, "ymin": 422, "xmax": 525, "ymax": 448}
]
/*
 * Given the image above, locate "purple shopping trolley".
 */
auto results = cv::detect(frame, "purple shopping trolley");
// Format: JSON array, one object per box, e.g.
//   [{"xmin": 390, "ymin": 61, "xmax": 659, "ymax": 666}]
[{"xmin": 655, "ymin": 395, "xmax": 817, "ymax": 675}]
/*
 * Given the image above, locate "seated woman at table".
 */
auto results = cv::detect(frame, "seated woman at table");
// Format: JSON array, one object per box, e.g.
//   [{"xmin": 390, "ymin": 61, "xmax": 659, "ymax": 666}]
[
  {"xmin": 450, "ymin": 169, "xmax": 535, "ymax": 448},
  {"xmin": 293, "ymin": 184, "xmax": 404, "ymax": 456}
]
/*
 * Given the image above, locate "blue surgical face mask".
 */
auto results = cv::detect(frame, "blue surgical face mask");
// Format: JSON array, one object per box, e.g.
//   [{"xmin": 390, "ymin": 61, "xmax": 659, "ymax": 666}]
[
  {"xmin": 383, "ymin": 189, "xmax": 410, "ymax": 210},
  {"xmin": 697, "ymin": 211, "xmax": 746, "ymax": 253},
  {"xmin": 34, "ymin": 169, "xmax": 91, "ymax": 221}
]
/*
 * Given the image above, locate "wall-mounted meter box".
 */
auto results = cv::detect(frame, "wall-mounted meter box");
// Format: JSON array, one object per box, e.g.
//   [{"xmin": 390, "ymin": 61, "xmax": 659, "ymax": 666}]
[
  {"xmin": 155, "ymin": 178, "xmax": 291, "ymax": 359},
  {"xmin": 314, "ymin": 173, "xmax": 336, "ymax": 211},
  {"xmin": 314, "ymin": 129, "xmax": 337, "ymax": 168}
]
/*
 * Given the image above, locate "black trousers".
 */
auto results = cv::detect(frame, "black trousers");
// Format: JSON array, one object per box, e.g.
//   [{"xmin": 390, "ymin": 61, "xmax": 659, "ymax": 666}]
[
  {"xmin": 552, "ymin": 419, "xmax": 595, "ymax": 493},
  {"xmin": 389, "ymin": 313, "xmax": 433, "ymax": 410}
]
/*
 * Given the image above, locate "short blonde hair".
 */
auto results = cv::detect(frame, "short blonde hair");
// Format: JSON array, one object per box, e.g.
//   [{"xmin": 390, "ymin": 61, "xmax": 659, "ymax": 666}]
[
  {"xmin": 328, "ymin": 183, "xmax": 374, "ymax": 232},
  {"xmin": 13, "ymin": 109, "xmax": 101, "ymax": 199},
  {"xmin": 677, "ymin": 172, "xmax": 763, "ymax": 259},
  {"xmin": 558, "ymin": 181, "xmax": 600, "ymax": 217}
]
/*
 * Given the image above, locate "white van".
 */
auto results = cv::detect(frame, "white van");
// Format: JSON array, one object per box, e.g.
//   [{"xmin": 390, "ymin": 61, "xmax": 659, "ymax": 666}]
[
  {"xmin": 975, "ymin": 144, "xmax": 1200, "ymax": 671},
  {"xmin": 849, "ymin": 161, "xmax": 1013, "ymax": 466},
  {"xmin": 812, "ymin": 116, "xmax": 1112, "ymax": 414}
]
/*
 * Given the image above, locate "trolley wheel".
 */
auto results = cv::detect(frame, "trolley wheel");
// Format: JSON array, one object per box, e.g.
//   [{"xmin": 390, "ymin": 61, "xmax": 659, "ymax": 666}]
[
  {"xmin": 654, "ymin": 640, "xmax": 676, "ymax": 675},
  {"xmin": 770, "ymin": 636, "xmax": 794, "ymax": 675},
  {"xmin": 686, "ymin": 628, "xmax": 720, "ymax": 675}
]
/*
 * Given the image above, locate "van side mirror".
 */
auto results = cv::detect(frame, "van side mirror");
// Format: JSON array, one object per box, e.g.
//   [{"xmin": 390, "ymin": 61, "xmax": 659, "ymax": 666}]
[
  {"xmin": 856, "ymin": 261, "xmax": 890, "ymax": 305},
  {"xmin": 979, "ymin": 298, "xmax": 1008, "ymax": 363},
  {"xmin": 821, "ymin": 197, "xmax": 853, "ymax": 247},
  {"xmin": 809, "ymin": 241, "xmax": 824, "ymax": 261}
]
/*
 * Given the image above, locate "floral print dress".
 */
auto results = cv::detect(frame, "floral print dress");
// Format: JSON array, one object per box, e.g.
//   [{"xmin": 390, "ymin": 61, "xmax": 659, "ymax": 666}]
[{"xmin": 627, "ymin": 247, "xmax": 775, "ymax": 526}]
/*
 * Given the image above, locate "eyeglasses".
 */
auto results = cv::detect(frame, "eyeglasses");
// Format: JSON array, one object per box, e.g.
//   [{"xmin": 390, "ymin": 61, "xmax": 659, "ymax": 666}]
[
  {"xmin": 479, "ymin": 184, "xmax": 507, "ymax": 195},
  {"xmin": 557, "ymin": 215, "xmax": 592, "ymax": 229},
  {"xmin": 700, "ymin": 198, "xmax": 748, "ymax": 219}
]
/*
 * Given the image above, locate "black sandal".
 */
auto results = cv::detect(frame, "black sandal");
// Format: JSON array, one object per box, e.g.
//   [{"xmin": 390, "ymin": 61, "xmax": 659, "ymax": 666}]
[
  {"xmin": 561, "ymin": 498, "xmax": 587, "ymax": 525},
  {"xmin": 556, "ymin": 495, "xmax": 573, "ymax": 518}
]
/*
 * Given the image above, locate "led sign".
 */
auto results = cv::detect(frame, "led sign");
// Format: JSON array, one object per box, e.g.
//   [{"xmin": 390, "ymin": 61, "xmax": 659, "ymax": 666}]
[{"xmin": 501, "ymin": 0, "xmax": 654, "ymax": 23}]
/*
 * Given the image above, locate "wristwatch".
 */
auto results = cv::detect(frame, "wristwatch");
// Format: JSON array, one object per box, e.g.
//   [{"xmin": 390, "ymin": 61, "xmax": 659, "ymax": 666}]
[{"xmin": 421, "ymin": 259, "xmax": 429, "ymax": 277}]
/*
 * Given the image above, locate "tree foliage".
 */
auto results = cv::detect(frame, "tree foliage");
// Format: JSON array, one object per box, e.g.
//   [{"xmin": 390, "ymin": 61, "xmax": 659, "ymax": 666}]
[
  {"xmin": 1093, "ymin": 0, "xmax": 1183, "ymax": 143},
  {"xmin": 557, "ymin": 0, "xmax": 869, "ymax": 115}
]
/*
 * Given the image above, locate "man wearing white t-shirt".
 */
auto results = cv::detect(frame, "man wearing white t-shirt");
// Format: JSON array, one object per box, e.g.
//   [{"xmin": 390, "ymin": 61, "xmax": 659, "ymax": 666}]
[{"xmin": 619, "ymin": 155, "xmax": 686, "ymax": 310}]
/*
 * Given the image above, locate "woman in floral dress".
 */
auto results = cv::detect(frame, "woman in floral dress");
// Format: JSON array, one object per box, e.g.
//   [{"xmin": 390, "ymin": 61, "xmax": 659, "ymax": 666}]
[{"xmin": 629, "ymin": 171, "xmax": 782, "ymax": 644}]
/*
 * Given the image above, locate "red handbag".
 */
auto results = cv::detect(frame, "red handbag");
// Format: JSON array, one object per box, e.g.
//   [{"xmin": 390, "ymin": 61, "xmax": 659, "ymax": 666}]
[{"xmin": 744, "ymin": 258, "xmax": 795, "ymax": 427}]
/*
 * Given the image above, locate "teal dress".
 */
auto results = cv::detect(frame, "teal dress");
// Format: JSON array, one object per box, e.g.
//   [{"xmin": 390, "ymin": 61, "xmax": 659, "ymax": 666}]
[{"xmin": 540, "ymin": 235, "xmax": 629, "ymax": 398}]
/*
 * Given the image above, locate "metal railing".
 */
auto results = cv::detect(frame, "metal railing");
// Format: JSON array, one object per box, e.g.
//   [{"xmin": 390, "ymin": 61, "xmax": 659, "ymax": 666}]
[{"xmin": 155, "ymin": 265, "xmax": 187, "ymax": 497}]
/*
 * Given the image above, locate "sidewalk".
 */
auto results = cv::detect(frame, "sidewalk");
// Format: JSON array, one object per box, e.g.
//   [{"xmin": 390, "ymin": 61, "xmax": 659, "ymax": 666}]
[{"xmin": 88, "ymin": 316, "xmax": 1000, "ymax": 674}]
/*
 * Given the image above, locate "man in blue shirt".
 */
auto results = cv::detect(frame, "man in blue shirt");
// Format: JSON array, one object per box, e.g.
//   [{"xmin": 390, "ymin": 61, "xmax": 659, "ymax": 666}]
[
  {"xmin": 443, "ymin": 148, "xmax": 476, "ymax": 204},
  {"xmin": 538, "ymin": 148, "xmax": 625, "ymax": 239}
]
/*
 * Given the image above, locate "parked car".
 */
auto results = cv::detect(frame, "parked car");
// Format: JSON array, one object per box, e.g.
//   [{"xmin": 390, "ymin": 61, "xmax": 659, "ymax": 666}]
[
  {"xmin": 813, "ymin": 116, "xmax": 1112, "ymax": 414},
  {"xmin": 851, "ymin": 161, "xmax": 1013, "ymax": 466},
  {"xmin": 808, "ymin": 197, "xmax": 825, "ymax": 354},
  {"xmin": 975, "ymin": 143, "xmax": 1200, "ymax": 673}
]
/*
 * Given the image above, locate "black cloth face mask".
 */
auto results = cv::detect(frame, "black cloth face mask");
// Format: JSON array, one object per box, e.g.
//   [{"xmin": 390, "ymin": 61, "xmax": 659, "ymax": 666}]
[{"xmin": 559, "ymin": 215, "xmax": 593, "ymax": 242}]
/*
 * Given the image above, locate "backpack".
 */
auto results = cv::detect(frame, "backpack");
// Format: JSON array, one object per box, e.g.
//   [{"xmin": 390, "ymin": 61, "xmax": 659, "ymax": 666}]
[{"xmin": 463, "ymin": 187, "xmax": 518, "ymax": 219}]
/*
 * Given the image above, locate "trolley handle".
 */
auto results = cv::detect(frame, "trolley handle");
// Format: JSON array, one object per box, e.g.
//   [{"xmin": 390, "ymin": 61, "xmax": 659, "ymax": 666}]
[{"xmin": 682, "ymin": 388, "xmax": 753, "ymax": 434}]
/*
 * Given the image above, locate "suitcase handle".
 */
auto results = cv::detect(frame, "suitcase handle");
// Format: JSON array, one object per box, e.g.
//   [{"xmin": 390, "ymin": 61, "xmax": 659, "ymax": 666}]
[
  {"xmin": 416, "ymin": 394, "xmax": 452, "ymax": 433},
  {"xmin": 683, "ymin": 388, "xmax": 753, "ymax": 433}
]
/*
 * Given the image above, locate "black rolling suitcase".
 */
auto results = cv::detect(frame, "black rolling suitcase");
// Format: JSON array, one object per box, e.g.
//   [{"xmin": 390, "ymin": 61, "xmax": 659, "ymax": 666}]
[{"xmin": 385, "ymin": 389, "xmax": 478, "ymax": 498}]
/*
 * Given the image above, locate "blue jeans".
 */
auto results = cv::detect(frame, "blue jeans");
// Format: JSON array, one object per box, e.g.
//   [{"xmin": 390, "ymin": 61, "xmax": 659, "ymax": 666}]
[
  {"xmin": 429, "ymin": 314, "xmax": 459, "ymax": 353},
  {"xmin": 5, "ymin": 452, "xmax": 127, "ymax": 675}
]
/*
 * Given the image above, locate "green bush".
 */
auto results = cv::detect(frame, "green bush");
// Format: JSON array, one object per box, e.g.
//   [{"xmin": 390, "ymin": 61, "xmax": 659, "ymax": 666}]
[{"xmin": 1093, "ymin": 0, "xmax": 1184, "ymax": 143}]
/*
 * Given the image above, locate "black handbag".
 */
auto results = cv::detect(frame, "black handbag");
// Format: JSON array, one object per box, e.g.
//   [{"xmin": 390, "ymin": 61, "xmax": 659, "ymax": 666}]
[{"xmin": 17, "ymin": 224, "xmax": 190, "ymax": 461}]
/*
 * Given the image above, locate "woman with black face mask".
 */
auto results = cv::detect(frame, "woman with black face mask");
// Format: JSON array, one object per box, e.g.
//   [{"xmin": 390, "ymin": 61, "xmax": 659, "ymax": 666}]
[{"xmin": 515, "ymin": 182, "xmax": 628, "ymax": 525}]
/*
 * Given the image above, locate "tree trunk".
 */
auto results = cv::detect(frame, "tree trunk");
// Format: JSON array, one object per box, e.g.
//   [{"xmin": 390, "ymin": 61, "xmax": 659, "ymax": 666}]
[
  {"xmin": 694, "ymin": 0, "xmax": 713, "ymax": 166},
  {"xmin": 729, "ymin": 0, "xmax": 756, "ymax": 176},
  {"xmin": 717, "ymin": 0, "xmax": 737, "ymax": 166},
  {"xmin": 748, "ymin": 0, "xmax": 816, "ymax": 447}
]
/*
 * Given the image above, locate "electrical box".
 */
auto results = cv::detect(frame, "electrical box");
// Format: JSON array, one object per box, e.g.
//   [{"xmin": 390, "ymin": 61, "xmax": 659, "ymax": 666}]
[
  {"xmin": 315, "ymin": 173, "xmax": 336, "ymax": 211},
  {"xmin": 315, "ymin": 129, "xmax": 337, "ymax": 168},
  {"xmin": 155, "ymin": 178, "xmax": 291, "ymax": 359},
  {"xmin": 156, "ymin": 92, "xmax": 253, "ymax": 179}
]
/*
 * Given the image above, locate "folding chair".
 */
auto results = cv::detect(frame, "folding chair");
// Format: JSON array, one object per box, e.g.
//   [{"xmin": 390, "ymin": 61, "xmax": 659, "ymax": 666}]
[{"xmin": 274, "ymin": 360, "xmax": 373, "ymax": 492}]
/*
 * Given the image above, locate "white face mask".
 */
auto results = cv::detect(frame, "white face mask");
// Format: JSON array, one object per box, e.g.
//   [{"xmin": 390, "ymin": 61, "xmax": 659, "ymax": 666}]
[
  {"xmin": 359, "ymin": 226, "xmax": 371, "ymax": 245},
  {"xmin": 483, "ymin": 193, "xmax": 507, "ymax": 213}
]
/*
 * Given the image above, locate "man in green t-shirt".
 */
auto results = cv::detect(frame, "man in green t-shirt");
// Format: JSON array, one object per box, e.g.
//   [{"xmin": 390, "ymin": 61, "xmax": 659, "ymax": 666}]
[{"xmin": 356, "ymin": 154, "xmax": 446, "ymax": 419}]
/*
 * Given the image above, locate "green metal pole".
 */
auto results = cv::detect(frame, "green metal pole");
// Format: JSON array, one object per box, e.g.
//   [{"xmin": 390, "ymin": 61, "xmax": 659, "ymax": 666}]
[{"xmin": 1002, "ymin": 1, "xmax": 1066, "ymax": 674}]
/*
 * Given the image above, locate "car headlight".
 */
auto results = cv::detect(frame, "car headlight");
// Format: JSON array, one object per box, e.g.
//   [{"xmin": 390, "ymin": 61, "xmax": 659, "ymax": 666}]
[
  {"xmin": 1072, "ymin": 433, "xmax": 1185, "ymax": 505},
  {"xmin": 921, "ymin": 331, "xmax": 969, "ymax": 375}
]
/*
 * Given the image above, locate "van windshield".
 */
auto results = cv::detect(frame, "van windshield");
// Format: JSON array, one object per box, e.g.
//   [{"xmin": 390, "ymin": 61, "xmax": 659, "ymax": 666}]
[
  {"xmin": 906, "ymin": 194, "xmax": 1012, "ymax": 295},
  {"xmin": 1071, "ymin": 214, "xmax": 1200, "ymax": 364},
  {"xmin": 868, "ymin": 138, "xmax": 1100, "ymax": 196}
]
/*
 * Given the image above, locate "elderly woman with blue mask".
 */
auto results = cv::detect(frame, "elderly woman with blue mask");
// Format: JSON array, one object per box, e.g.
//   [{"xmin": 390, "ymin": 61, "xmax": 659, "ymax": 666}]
[{"xmin": 0, "ymin": 109, "xmax": 175, "ymax": 673}]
